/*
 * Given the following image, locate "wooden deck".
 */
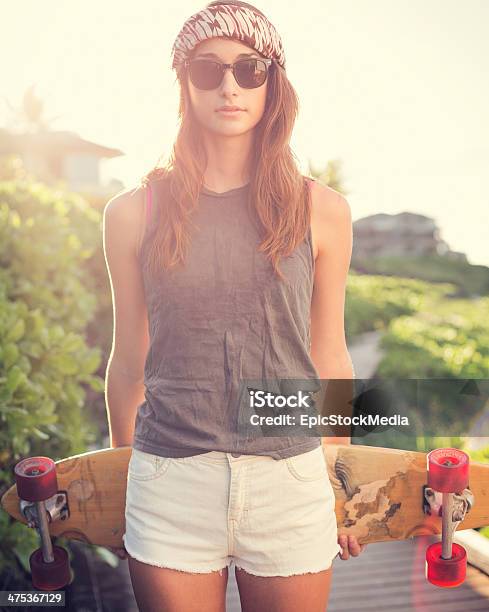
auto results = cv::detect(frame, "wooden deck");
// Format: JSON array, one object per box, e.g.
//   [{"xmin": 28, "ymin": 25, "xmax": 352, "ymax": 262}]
[
  {"xmin": 46, "ymin": 536, "xmax": 489, "ymax": 611},
  {"xmin": 224, "ymin": 535, "xmax": 489, "ymax": 612}
]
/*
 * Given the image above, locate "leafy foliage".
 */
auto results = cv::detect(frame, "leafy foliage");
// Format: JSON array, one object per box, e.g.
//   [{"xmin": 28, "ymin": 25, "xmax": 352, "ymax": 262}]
[
  {"xmin": 345, "ymin": 272, "xmax": 446, "ymax": 338},
  {"xmin": 351, "ymin": 254, "xmax": 489, "ymax": 297},
  {"xmin": 378, "ymin": 297, "xmax": 489, "ymax": 378},
  {"xmin": 0, "ymin": 179, "xmax": 104, "ymax": 579}
]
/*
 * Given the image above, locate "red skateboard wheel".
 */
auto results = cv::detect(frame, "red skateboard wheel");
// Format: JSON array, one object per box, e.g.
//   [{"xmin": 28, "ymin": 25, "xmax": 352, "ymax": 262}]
[
  {"xmin": 29, "ymin": 545, "xmax": 72, "ymax": 591},
  {"xmin": 425, "ymin": 541, "xmax": 467, "ymax": 587},
  {"xmin": 427, "ymin": 448, "xmax": 469, "ymax": 493},
  {"xmin": 14, "ymin": 457, "xmax": 58, "ymax": 502}
]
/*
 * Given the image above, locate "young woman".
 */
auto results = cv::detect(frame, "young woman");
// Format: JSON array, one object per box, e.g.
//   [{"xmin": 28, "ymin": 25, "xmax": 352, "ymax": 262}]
[{"xmin": 103, "ymin": 2, "xmax": 366, "ymax": 610}]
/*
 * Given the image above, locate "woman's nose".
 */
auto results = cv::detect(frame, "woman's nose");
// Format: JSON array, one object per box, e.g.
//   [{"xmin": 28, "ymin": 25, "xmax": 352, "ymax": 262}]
[{"xmin": 219, "ymin": 66, "xmax": 239, "ymax": 91}]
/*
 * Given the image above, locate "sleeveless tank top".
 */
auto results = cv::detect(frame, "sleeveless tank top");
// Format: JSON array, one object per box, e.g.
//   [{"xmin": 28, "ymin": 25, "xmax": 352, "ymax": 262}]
[{"xmin": 133, "ymin": 176, "xmax": 322, "ymax": 460}]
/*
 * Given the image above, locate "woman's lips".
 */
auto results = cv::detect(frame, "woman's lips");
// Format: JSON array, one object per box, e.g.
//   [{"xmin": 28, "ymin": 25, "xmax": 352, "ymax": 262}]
[{"xmin": 217, "ymin": 109, "xmax": 244, "ymax": 117}]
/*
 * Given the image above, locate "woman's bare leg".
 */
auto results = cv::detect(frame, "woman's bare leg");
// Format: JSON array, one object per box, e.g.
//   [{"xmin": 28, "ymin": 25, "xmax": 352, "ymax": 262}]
[
  {"xmin": 235, "ymin": 565, "xmax": 333, "ymax": 612},
  {"xmin": 128, "ymin": 555, "xmax": 229, "ymax": 612}
]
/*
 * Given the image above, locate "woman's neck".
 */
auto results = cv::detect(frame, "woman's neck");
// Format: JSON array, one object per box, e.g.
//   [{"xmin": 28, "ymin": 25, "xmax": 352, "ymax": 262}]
[{"xmin": 201, "ymin": 131, "xmax": 253, "ymax": 192}]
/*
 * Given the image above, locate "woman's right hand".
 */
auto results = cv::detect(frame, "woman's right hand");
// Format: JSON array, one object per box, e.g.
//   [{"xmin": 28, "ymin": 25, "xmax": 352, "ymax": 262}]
[
  {"xmin": 108, "ymin": 545, "xmax": 129, "ymax": 560},
  {"xmin": 338, "ymin": 534, "xmax": 367, "ymax": 560}
]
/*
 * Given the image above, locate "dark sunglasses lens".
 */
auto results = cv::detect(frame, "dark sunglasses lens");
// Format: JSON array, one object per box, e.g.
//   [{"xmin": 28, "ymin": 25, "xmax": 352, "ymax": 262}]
[
  {"xmin": 188, "ymin": 59, "xmax": 269, "ymax": 90},
  {"xmin": 189, "ymin": 60, "xmax": 222, "ymax": 90},
  {"xmin": 235, "ymin": 59, "xmax": 268, "ymax": 88}
]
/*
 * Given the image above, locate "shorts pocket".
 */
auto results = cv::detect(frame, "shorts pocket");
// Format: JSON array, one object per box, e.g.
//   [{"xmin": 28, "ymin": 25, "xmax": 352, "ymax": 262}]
[
  {"xmin": 285, "ymin": 447, "xmax": 328, "ymax": 482},
  {"xmin": 128, "ymin": 448, "xmax": 172, "ymax": 481}
]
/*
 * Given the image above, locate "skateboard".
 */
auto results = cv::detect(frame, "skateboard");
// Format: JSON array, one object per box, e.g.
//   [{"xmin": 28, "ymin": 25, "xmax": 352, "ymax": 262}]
[{"xmin": 1, "ymin": 444, "xmax": 488, "ymax": 590}]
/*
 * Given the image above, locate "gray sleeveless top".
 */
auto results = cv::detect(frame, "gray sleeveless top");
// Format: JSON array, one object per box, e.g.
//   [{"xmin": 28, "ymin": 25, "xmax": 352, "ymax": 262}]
[{"xmin": 133, "ymin": 176, "xmax": 321, "ymax": 460}]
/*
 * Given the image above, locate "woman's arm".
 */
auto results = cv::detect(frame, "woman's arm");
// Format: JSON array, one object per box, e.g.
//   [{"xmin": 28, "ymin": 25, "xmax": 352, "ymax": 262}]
[
  {"xmin": 103, "ymin": 186, "xmax": 150, "ymax": 448},
  {"xmin": 309, "ymin": 183, "xmax": 367, "ymax": 560},
  {"xmin": 309, "ymin": 183, "xmax": 354, "ymax": 445}
]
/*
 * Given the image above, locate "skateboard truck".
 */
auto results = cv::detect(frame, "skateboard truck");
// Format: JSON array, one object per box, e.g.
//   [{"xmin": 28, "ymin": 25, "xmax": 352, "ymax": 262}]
[
  {"xmin": 423, "ymin": 486, "xmax": 474, "ymax": 521},
  {"xmin": 14, "ymin": 456, "xmax": 72, "ymax": 591},
  {"xmin": 20, "ymin": 492, "xmax": 69, "ymax": 528},
  {"xmin": 424, "ymin": 448, "xmax": 471, "ymax": 588}
]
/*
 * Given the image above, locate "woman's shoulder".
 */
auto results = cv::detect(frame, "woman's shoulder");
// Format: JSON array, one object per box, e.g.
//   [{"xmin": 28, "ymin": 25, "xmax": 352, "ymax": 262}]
[
  {"xmin": 104, "ymin": 171, "xmax": 172, "ymax": 258},
  {"xmin": 303, "ymin": 175, "xmax": 338, "ymax": 195},
  {"xmin": 105, "ymin": 184, "xmax": 146, "ymax": 223},
  {"xmin": 305, "ymin": 177, "xmax": 351, "ymax": 255},
  {"xmin": 104, "ymin": 184, "xmax": 147, "ymax": 259}
]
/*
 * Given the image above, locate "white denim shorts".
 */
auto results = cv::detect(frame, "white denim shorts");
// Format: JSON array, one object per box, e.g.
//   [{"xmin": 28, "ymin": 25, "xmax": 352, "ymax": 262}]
[{"xmin": 123, "ymin": 445, "xmax": 342, "ymax": 577}]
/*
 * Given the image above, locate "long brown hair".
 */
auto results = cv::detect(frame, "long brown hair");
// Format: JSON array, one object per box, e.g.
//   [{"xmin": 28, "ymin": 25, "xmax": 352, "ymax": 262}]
[{"xmin": 139, "ymin": 46, "xmax": 312, "ymax": 284}]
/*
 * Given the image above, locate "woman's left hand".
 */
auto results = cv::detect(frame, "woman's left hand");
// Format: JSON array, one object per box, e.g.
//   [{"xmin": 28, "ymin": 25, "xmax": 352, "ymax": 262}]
[{"xmin": 338, "ymin": 534, "xmax": 367, "ymax": 560}]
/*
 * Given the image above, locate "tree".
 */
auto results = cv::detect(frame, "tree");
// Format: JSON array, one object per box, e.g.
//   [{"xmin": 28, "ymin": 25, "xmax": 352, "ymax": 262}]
[
  {"xmin": 3, "ymin": 83, "xmax": 63, "ymax": 133},
  {"xmin": 307, "ymin": 158, "xmax": 349, "ymax": 195}
]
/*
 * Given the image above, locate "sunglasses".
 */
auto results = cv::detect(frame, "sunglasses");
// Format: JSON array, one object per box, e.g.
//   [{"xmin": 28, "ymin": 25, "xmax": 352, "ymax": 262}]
[{"xmin": 183, "ymin": 58, "xmax": 274, "ymax": 90}]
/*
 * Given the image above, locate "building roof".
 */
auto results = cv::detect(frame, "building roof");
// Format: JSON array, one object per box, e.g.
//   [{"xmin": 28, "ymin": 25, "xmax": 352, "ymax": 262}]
[{"xmin": 0, "ymin": 128, "xmax": 123, "ymax": 158}]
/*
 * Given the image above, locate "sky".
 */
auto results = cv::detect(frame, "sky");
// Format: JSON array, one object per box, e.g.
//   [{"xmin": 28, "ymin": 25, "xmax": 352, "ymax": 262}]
[{"xmin": 2, "ymin": 0, "xmax": 488, "ymax": 266}]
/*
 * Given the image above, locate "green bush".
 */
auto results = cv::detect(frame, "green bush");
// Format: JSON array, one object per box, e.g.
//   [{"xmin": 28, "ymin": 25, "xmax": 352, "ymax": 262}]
[
  {"xmin": 0, "ymin": 179, "xmax": 105, "ymax": 579},
  {"xmin": 345, "ymin": 272, "xmax": 445, "ymax": 338},
  {"xmin": 351, "ymin": 254, "xmax": 489, "ymax": 297},
  {"xmin": 368, "ymin": 296, "xmax": 489, "ymax": 452},
  {"xmin": 378, "ymin": 297, "xmax": 489, "ymax": 378}
]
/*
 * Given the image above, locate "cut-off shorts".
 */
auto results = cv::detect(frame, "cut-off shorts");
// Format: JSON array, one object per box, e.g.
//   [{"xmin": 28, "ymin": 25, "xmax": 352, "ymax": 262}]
[{"xmin": 123, "ymin": 445, "xmax": 342, "ymax": 577}]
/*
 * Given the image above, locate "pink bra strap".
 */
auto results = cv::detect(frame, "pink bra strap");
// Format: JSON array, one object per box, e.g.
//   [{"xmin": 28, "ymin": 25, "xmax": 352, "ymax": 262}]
[{"xmin": 146, "ymin": 183, "xmax": 153, "ymax": 226}]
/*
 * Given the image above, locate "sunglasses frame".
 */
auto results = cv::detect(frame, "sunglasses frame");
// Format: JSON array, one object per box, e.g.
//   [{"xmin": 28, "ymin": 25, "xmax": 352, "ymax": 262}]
[{"xmin": 183, "ymin": 57, "xmax": 274, "ymax": 90}]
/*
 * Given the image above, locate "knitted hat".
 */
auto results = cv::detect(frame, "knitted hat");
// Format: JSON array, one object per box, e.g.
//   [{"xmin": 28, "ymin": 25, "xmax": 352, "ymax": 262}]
[{"xmin": 170, "ymin": 1, "xmax": 286, "ymax": 71}]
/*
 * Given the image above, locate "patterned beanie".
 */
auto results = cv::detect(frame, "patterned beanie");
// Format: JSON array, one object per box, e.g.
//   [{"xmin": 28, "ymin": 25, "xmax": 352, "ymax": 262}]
[{"xmin": 170, "ymin": 1, "xmax": 286, "ymax": 72}]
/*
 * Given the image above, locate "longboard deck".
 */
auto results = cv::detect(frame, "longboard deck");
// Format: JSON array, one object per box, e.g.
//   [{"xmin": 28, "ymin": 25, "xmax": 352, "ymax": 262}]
[{"xmin": 2, "ymin": 445, "xmax": 489, "ymax": 548}]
